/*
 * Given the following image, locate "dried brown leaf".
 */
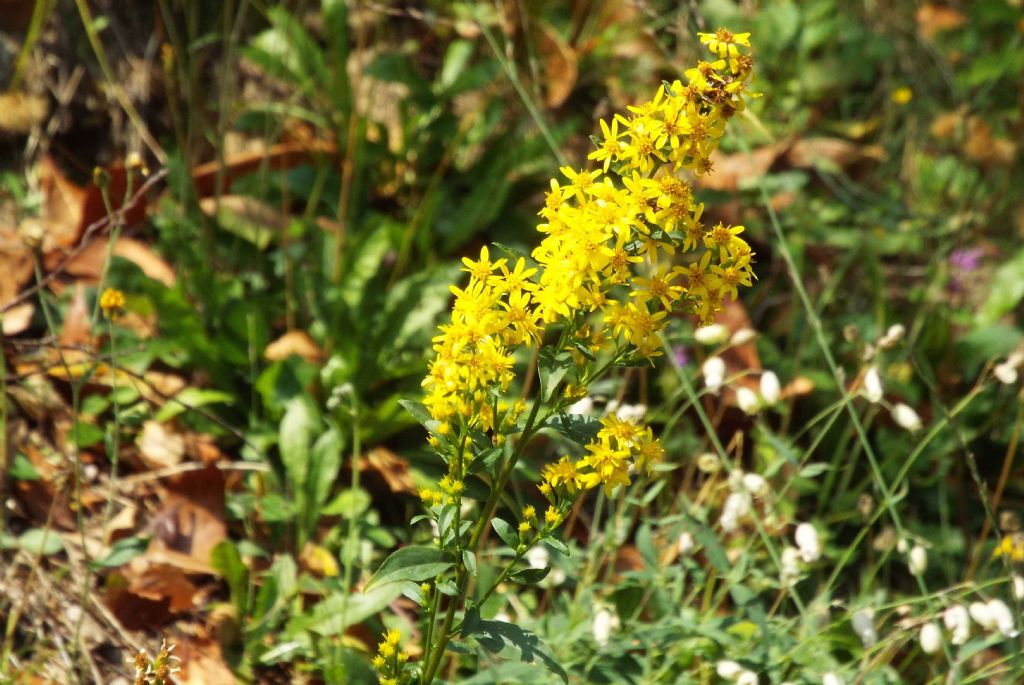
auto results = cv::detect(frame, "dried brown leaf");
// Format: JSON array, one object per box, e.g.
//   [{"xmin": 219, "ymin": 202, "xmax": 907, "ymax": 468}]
[
  {"xmin": 916, "ymin": 4, "xmax": 967, "ymax": 40},
  {"xmin": 264, "ymin": 329, "xmax": 325, "ymax": 365}
]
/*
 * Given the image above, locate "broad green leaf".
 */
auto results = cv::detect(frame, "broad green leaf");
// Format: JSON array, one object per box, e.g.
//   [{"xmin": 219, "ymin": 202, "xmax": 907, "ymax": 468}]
[
  {"xmin": 398, "ymin": 399, "xmax": 435, "ymax": 430},
  {"xmin": 9, "ymin": 453, "xmax": 40, "ymax": 481},
  {"xmin": 538, "ymin": 348, "xmax": 573, "ymax": 402},
  {"xmin": 155, "ymin": 388, "xmax": 234, "ymax": 422},
  {"xmin": 365, "ymin": 546, "xmax": 454, "ymax": 590},
  {"xmin": 491, "ymin": 518, "xmax": 519, "ymax": 549},
  {"xmin": 543, "ymin": 414, "xmax": 601, "ymax": 445},
  {"xmin": 280, "ymin": 397, "xmax": 318, "ymax": 496},
  {"xmin": 463, "ymin": 549, "xmax": 478, "ymax": 578},
  {"xmin": 307, "ymin": 427, "xmax": 344, "ymax": 519},
  {"xmin": 323, "ymin": 487, "xmax": 372, "ymax": 518},
  {"xmin": 211, "ymin": 541, "xmax": 250, "ymax": 615},
  {"xmin": 978, "ymin": 248, "xmax": 1024, "ymax": 326},
  {"xmin": 2, "ymin": 528, "xmax": 64, "ymax": 556},
  {"xmin": 460, "ymin": 607, "xmax": 568, "ymax": 683},
  {"xmin": 509, "ymin": 566, "xmax": 550, "ymax": 585}
]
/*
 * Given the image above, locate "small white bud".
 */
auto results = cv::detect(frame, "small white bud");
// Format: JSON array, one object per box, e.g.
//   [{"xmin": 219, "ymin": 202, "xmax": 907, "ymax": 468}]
[
  {"xmin": 969, "ymin": 601, "xmax": 996, "ymax": 630},
  {"xmin": 568, "ymin": 396, "xmax": 594, "ymax": 416},
  {"xmin": 822, "ymin": 672, "xmax": 844, "ymax": 685},
  {"xmin": 1013, "ymin": 574, "xmax": 1024, "ymax": 600},
  {"xmin": 851, "ymin": 609, "xmax": 877, "ymax": 647},
  {"xmin": 736, "ymin": 671, "xmax": 758, "ymax": 685},
  {"xmin": 908, "ymin": 545, "xmax": 928, "ymax": 575},
  {"xmin": 527, "ymin": 545, "xmax": 549, "ymax": 570},
  {"xmin": 987, "ymin": 599, "xmax": 1019, "ymax": 638},
  {"xmin": 703, "ymin": 356, "xmax": 726, "ymax": 393},
  {"xmin": 741, "ymin": 473, "xmax": 769, "ymax": 497},
  {"xmin": 863, "ymin": 366, "xmax": 883, "ymax": 403},
  {"xmin": 716, "ymin": 661, "xmax": 744, "ymax": 679},
  {"xmin": 919, "ymin": 622, "xmax": 942, "ymax": 654},
  {"xmin": 696, "ymin": 452, "xmax": 721, "ymax": 473},
  {"xmin": 897, "ymin": 538, "xmax": 910, "ymax": 554},
  {"xmin": 677, "ymin": 532, "xmax": 695, "ymax": 556},
  {"xmin": 720, "ymin": 492, "xmax": 750, "ymax": 533},
  {"xmin": 878, "ymin": 324, "xmax": 906, "ymax": 348},
  {"xmin": 943, "ymin": 605, "xmax": 971, "ymax": 645},
  {"xmin": 892, "ymin": 403, "xmax": 922, "ymax": 432},
  {"xmin": 730, "ymin": 328, "xmax": 757, "ymax": 345},
  {"xmin": 695, "ymin": 324, "xmax": 730, "ymax": 345},
  {"xmin": 760, "ymin": 371, "xmax": 781, "ymax": 405},
  {"xmin": 736, "ymin": 386, "xmax": 760, "ymax": 414},
  {"xmin": 795, "ymin": 523, "xmax": 821, "ymax": 563},
  {"xmin": 592, "ymin": 607, "xmax": 619, "ymax": 647},
  {"xmin": 781, "ymin": 546, "xmax": 801, "ymax": 586},
  {"xmin": 615, "ymin": 403, "xmax": 647, "ymax": 422},
  {"xmin": 994, "ymin": 362, "xmax": 1019, "ymax": 385}
]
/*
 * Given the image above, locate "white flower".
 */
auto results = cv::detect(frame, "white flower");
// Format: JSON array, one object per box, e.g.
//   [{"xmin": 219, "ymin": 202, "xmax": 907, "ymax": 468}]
[
  {"xmin": 615, "ymin": 403, "xmax": 647, "ymax": 422},
  {"xmin": 695, "ymin": 324, "xmax": 730, "ymax": 345},
  {"xmin": 795, "ymin": 523, "xmax": 821, "ymax": 563},
  {"xmin": 781, "ymin": 546, "xmax": 801, "ymax": 585},
  {"xmin": 568, "ymin": 396, "xmax": 594, "ymax": 416},
  {"xmin": 703, "ymin": 356, "xmax": 726, "ymax": 393},
  {"xmin": 969, "ymin": 601, "xmax": 996, "ymax": 630},
  {"xmin": 696, "ymin": 452, "xmax": 721, "ymax": 473},
  {"xmin": 822, "ymin": 672, "xmax": 844, "ymax": 685},
  {"xmin": 892, "ymin": 403, "xmax": 922, "ymax": 432},
  {"xmin": 716, "ymin": 661, "xmax": 744, "ymax": 679},
  {"xmin": 741, "ymin": 473, "xmax": 769, "ymax": 497},
  {"xmin": 736, "ymin": 386, "xmax": 760, "ymax": 414},
  {"xmin": 760, "ymin": 371, "xmax": 781, "ymax": 405},
  {"xmin": 527, "ymin": 545, "xmax": 549, "ymax": 570},
  {"xmin": 677, "ymin": 532, "xmax": 695, "ymax": 556},
  {"xmin": 919, "ymin": 622, "xmax": 941, "ymax": 654},
  {"xmin": 1013, "ymin": 575, "xmax": 1024, "ymax": 600},
  {"xmin": 720, "ymin": 492, "xmax": 750, "ymax": 533},
  {"xmin": 863, "ymin": 366, "xmax": 883, "ymax": 403},
  {"xmin": 878, "ymin": 324, "xmax": 906, "ymax": 348},
  {"xmin": 994, "ymin": 362, "xmax": 1019, "ymax": 385},
  {"xmin": 851, "ymin": 609, "xmax": 877, "ymax": 647},
  {"xmin": 731, "ymin": 328, "xmax": 757, "ymax": 345},
  {"xmin": 736, "ymin": 670, "xmax": 758, "ymax": 685},
  {"xmin": 592, "ymin": 607, "xmax": 619, "ymax": 647},
  {"xmin": 943, "ymin": 605, "xmax": 971, "ymax": 645},
  {"xmin": 908, "ymin": 545, "xmax": 928, "ymax": 575},
  {"xmin": 987, "ymin": 599, "xmax": 1019, "ymax": 638}
]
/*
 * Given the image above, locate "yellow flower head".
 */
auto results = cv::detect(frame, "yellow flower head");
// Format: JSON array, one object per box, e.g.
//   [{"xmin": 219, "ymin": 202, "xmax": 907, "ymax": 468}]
[{"xmin": 99, "ymin": 287, "xmax": 125, "ymax": 317}]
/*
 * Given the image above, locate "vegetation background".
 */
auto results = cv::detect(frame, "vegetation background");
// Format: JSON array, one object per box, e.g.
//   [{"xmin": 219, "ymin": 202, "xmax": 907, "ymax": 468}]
[{"xmin": 1, "ymin": 1, "xmax": 1023, "ymax": 683}]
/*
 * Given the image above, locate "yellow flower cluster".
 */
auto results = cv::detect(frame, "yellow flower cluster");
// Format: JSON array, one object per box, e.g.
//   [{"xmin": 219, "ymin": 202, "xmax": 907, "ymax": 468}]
[
  {"xmin": 421, "ymin": 28, "xmax": 755, "ymax": 501},
  {"xmin": 541, "ymin": 415, "xmax": 665, "ymax": 498},
  {"xmin": 994, "ymin": 534, "xmax": 1024, "ymax": 562},
  {"xmin": 100, "ymin": 287, "xmax": 126, "ymax": 318},
  {"xmin": 372, "ymin": 629, "xmax": 409, "ymax": 685}
]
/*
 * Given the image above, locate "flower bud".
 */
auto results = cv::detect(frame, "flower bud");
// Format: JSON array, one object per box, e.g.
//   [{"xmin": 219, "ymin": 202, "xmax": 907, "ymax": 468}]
[
  {"xmin": 736, "ymin": 386, "xmax": 760, "ymax": 414},
  {"xmin": 568, "ymin": 396, "xmax": 594, "ymax": 415},
  {"xmin": 995, "ymin": 362, "xmax": 1019, "ymax": 385},
  {"xmin": 695, "ymin": 324, "xmax": 730, "ymax": 345},
  {"xmin": 592, "ymin": 607, "xmax": 619, "ymax": 647},
  {"xmin": 760, "ymin": 371, "xmax": 781, "ymax": 405},
  {"xmin": 919, "ymin": 622, "xmax": 941, "ymax": 654},
  {"xmin": 987, "ymin": 599, "xmax": 1018, "ymax": 637},
  {"xmin": 851, "ymin": 609, "xmax": 877, "ymax": 647},
  {"xmin": 741, "ymin": 473, "xmax": 769, "ymax": 497},
  {"xmin": 795, "ymin": 523, "xmax": 821, "ymax": 563},
  {"xmin": 908, "ymin": 545, "xmax": 927, "ymax": 575},
  {"xmin": 696, "ymin": 452, "xmax": 721, "ymax": 473},
  {"xmin": 716, "ymin": 661, "xmax": 743, "ymax": 679},
  {"xmin": 892, "ymin": 403, "xmax": 922, "ymax": 432},
  {"xmin": 822, "ymin": 673, "xmax": 844, "ymax": 685},
  {"xmin": 677, "ymin": 532, "xmax": 695, "ymax": 556},
  {"xmin": 730, "ymin": 328, "xmax": 757, "ymax": 345},
  {"xmin": 969, "ymin": 601, "xmax": 996, "ymax": 630},
  {"xmin": 863, "ymin": 366, "xmax": 883, "ymax": 403},
  {"xmin": 943, "ymin": 605, "xmax": 970, "ymax": 645},
  {"xmin": 703, "ymin": 356, "xmax": 726, "ymax": 393}
]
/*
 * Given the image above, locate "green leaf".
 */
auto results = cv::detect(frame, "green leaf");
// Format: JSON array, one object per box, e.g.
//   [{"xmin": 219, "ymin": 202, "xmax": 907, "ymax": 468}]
[
  {"xmin": 463, "ymin": 549, "xmax": 478, "ymax": 578},
  {"xmin": 460, "ymin": 607, "xmax": 568, "ymax": 683},
  {"xmin": 1, "ymin": 528, "xmax": 64, "ymax": 556},
  {"xmin": 491, "ymin": 518, "xmax": 519, "ymax": 549},
  {"xmin": 543, "ymin": 414, "xmax": 601, "ymax": 444},
  {"xmin": 155, "ymin": 388, "xmax": 234, "ymax": 422},
  {"xmin": 211, "ymin": 541, "xmax": 250, "ymax": 615},
  {"xmin": 90, "ymin": 535, "xmax": 150, "ymax": 569},
  {"xmin": 688, "ymin": 518, "xmax": 729, "ymax": 574},
  {"xmin": 365, "ymin": 546, "xmax": 454, "ymax": 590},
  {"xmin": 538, "ymin": 348, "xmax": 573, "ymax": 402},
  {"xmin": 308, "ymin": 427, "xmax": 344, "ymax": 516},
  {"xmin": 398, "ymin": 399, "xmax": 435, "ymax": 431},
  {"xmin": 978, "ymin": 248, "xmax": 1024, "ymax": 326},
  {"xmin": 323, "ymin": 487, "xmax": 372, "ymax": 518},
  {"xmin": 8, "ymin": 453, "xmax": 40, "ymax": 481},
  {"xmin": 280, "ymin": 397, "xmax": 318, "ymax": 494},
  {"xmin": 509, "ymin": 566, "xmax": 550, "ymax": 585}
]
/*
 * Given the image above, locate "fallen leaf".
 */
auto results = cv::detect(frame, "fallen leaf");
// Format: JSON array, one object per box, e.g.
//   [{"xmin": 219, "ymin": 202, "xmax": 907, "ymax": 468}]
[
  {"xmin": 105, "ymin": 560, "xmax": 198, "ymax": 629},
  {"xmin": 138, "ymin": 420, "xmax": 186, "ymax": 470},
  {"xmin": 177, "ymin": 636, "xmax": 236, "ymax": 685},
  {"xmin": 148, "ymin": 465, "xmax": 227, "ymax": 572},
  {"xmin": 0, "ymin": 91, "xmax": 49, "ymax": 134},
  {"xmin": 105, "ymin": 504, "xmax": 140, "ymax": 545},
  {"xmin": 58, "ymin": 282, "xmax": 91, "ymax": 352},
  {"xmin": 61, "ymin": 237, "xmax": 176, "ymax": 287},
  {"xmin": 37, "ymin": 156, "xmax": 87, "ymax": 252},
  {"xmin": 264, "ymin": 329, "xmax": 325, "ymax": 365},
  {"xmin": 700, "ymin": 143, "xmax": 786, "ymax": 192},
  {"xmin": 535, "ymin": 21, "xmax": 578, "ymax": 108},
  {"xmin": 915, "ymin": 4, "xmax": 966, "ymax": 40},
  {"xmin": 191, "ymin": 140, "xmax": 337, "ymax": 198},
  {"xmin": 2, "ymin": 302, "xmax": 34, "ymax": 335},
  {"xmin": 930, "ymin": 109, "xmax": 964, "ymax": 140},
  {"xmin": 300, "ymin": 542, "xmax": 340, "ymax": 578},
  {"xmin": 358, "ymin": 447, "xmax": 417, "ymax": 495},
  {"xmin": 964, "ymin": 116, "xmax": 1017, "ymax": 166},
  {"xmin": 0, "ymin": 227, "xmax": 33, "ymax": 312},
  {"xmin": 785, "ymin": 137, "xmax": 884, "ymax": 169}
]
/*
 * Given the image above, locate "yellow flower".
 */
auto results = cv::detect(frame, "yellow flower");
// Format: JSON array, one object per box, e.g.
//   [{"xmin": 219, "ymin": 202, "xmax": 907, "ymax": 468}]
[
  {"xmin": 99, "ymin": 287, "xmax": 125, "ymax": 317},
  {"xmin": 891, "ymin": 87, "xmax": 913, "ymax": 105}
]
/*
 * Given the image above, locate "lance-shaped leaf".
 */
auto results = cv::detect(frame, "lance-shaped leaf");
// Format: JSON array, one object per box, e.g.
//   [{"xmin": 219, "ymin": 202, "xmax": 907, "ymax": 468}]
[{"xmin": 365, "ymin": 546, "xmax": 454, "ymax": 590}]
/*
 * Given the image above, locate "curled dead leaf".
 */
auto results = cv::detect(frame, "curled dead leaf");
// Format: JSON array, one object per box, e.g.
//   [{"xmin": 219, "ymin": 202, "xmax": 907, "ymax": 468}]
[
  {"xmin": 915, "ymin": 4, "xmax": 967, "ymax": 40},
  {"xmin": 358, "ymin": 447, "xmax": 417, "ymax": 495},
  {"xmin": 60, "ymin": 237, "xmax": 176, "ymax": 287},
  {"xmin": 535, "ymin": 21, "xmax": 578, "ymax": 108},
  {"xmin": 138, "ymin": 420, "xmax": 186, "ymax": 470},
  {"xmin": 264, "ymin": 329, "xmax": 325, "ymax": 365}
]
